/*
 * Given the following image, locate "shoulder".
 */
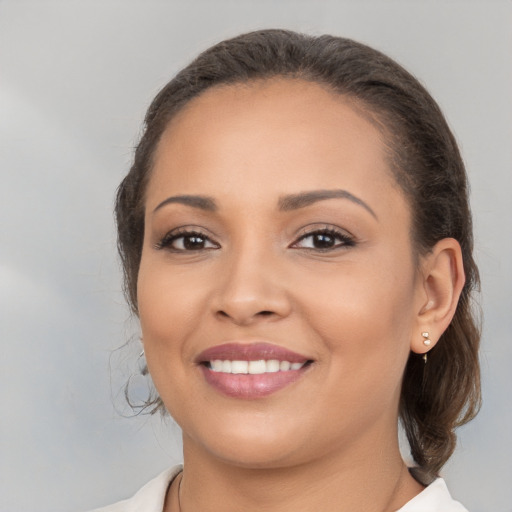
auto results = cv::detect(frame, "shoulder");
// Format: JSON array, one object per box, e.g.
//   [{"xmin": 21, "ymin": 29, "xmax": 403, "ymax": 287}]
[
  {"xmin": 398, "ymin": 478, "xmax": 469, "ymax": 512},
  {"xmin": 88, "ymin": 465, "xmax": 182, "ymax": 512}
]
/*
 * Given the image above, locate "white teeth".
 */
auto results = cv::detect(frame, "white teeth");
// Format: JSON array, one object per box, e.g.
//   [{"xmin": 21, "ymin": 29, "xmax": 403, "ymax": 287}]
[
  {"xmin": 266, "ymin": 360, "xmax": 280, "ymax": 373},
  {"xmin": 231, "ymin": 360, "xmax": 248, "ymax": 374},
  {"xmin": 209, "ymin": 360, "xmax": 307, "ymax": 374},
  {"xmin": 280, "ymin": 361, "xmax": 291, "ymax": 371},
  {"xmin": 248, "ymin": 360, "xmax": 266, "ymax": 374},
  {"xmin": 211, "ymin": 360, "xmax": 223, "ymax": 372}
]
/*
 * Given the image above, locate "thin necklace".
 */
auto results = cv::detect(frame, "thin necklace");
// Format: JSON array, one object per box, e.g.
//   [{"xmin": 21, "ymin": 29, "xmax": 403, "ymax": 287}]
[
  {"xmin": 380, "ymin": 464, "xmax": 406, "ymax": 512},
  {"xmin": 176, "ymin": 472, "xmax": 183, "ymax": 512}
]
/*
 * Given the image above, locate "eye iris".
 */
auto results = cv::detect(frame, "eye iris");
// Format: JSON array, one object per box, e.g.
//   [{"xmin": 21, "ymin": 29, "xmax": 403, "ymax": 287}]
[
  {"xmin": 183, "ymin": 235, "xmax": 205, "ymax": 250},
  {"xmin": 313, "ymin": 233, "xmax": 335, "ymax": 248}
]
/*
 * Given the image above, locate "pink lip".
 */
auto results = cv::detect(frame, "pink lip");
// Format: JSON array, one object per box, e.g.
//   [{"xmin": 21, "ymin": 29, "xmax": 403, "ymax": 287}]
[
  {"xmin": 196, "ymin": 342, "xmax": 309, "ymax": 363},
  {"xmin": 196, "ymin": 342, "xmax": 313, "ymax": 399}
]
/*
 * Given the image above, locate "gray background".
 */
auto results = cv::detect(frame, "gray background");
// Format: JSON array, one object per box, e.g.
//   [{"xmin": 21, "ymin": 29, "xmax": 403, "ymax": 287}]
[{"xmin": 1, "ymin": 1, "xmax": 511, "ymax": 511}]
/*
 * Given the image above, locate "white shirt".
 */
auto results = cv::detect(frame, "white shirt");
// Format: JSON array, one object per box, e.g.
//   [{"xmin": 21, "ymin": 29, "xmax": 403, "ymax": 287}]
[{"xmin": 90, "ymin": 465, "xmax": 469, "ymax": 512}]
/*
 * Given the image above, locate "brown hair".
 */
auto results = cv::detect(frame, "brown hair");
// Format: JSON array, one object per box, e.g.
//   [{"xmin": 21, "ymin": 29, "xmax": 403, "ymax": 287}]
[{"xmin": 116, "ymin": 29, "xmax": 481, "ymax": 480}]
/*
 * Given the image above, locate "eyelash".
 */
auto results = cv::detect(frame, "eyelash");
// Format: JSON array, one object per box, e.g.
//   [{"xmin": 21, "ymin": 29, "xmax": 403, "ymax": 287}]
[
  {"xmin": 156, "ymin": 227, "xmax": 355, "ymax": 253},
  {"xmin": 292, "ymin": 228, "xmax": 355, "ymax": 251},
  {"xmin": 155, "ymin": 228, "xmax": 219, "ymax": 252}
]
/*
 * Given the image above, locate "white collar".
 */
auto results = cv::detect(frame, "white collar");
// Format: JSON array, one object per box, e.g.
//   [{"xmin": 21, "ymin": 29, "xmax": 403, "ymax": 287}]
[
  {"xmin": 397, "ymin": 477, "xmax": 468, "ymax": 511},
  {"xmin": 90, "ymin": 465, "xmax": 182, "ymax": 512}
]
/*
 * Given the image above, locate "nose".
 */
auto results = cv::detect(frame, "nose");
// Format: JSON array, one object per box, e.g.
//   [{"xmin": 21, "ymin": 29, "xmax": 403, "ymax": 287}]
[{"xmin": 211, "ymin": 246, "xmax": 292, "ymax": 326}]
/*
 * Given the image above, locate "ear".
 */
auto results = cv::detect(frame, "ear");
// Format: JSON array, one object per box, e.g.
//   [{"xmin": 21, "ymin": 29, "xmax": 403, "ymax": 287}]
[{"xmin": 411, "ymin": 238, "xmax": 465, "ymax": 354}]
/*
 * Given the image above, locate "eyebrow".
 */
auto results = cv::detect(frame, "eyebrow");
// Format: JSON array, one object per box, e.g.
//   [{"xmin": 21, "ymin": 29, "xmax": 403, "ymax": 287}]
[
  {"xmin": 153, "ymin": 189, "xmax": 377, "ymax": 219},
  {"xmin": 278, "ymin": 189, "xmax": 377, "ymax": 219},
  {"xmin": 153, "ymin": 195, "xmax": 218, "ymax": 213}
]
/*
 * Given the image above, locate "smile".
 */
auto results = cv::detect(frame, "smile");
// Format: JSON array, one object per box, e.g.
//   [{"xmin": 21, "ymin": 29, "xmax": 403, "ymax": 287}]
[
  {"xmin": 196, "ymin": 342, "xmax": 313, "ymax": 399},
  {"xmin": 208, "ymin": 359, "xmax": 307, "ymax": 374}
]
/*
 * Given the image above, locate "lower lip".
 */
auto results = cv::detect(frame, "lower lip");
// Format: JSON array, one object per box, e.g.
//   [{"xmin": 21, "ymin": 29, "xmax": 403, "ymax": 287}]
[{"xmin": 200, "ymin": 365, "xmax": 309, "ymax": 399}]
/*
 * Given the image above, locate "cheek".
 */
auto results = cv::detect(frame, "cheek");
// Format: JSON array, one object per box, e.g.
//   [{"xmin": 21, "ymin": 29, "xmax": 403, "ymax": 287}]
[
  {"xmin": 303, "ymin": 256, "xmax": 414, "ymax": 331},
  {"xmin": 297, "ymin": 257, "xmax": 416, "ymax": 382},
  {"xmin": 137, "ymin": 261, "xmax": 206, "ymax": 419},
  {"xmin": 137, "ymin": 261, "xmax": 204, "ymax": 344},
  {"xmin": 136, "ymin": 259, "xmax": 207, "ymax": 406}
]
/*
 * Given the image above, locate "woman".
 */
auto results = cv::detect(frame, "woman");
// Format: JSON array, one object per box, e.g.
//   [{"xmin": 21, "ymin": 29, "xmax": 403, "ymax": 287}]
[{"xmin": 94, "ymin": 29, "xmax": 481, "ymax": 511}]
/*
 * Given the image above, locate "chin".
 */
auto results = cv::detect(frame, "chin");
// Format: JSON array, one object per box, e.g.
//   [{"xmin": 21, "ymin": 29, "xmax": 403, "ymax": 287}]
[
  {"xmin": 185, "ymin": 416, "xmax": 313, "ymax": 469},
  {"xmin": 210, "ymin": 442, "xmax": 304, "ymax": 470}
]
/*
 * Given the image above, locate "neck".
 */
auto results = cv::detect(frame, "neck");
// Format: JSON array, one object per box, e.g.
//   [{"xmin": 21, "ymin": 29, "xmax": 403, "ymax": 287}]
[{"xmin": 169, "ymin": 429, "xmax": 424, "ymax": 512}]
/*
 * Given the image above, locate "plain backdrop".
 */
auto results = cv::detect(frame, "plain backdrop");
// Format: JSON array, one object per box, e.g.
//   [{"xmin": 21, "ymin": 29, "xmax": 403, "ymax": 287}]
[{"xmin": 1, "ymin": 1, "xmax": 511, "ymax": 511}]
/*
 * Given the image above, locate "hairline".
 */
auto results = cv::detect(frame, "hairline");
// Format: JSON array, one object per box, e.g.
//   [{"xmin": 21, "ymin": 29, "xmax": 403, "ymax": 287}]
[{"xmin": 142, "ymin": 74, "xmax": 416, "ymax": 221}]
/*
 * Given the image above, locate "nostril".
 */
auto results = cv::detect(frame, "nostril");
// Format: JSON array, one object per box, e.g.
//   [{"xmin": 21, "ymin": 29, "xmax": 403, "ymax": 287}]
[{"xmin": 214, "ymin": 308, "xmax": 279, "ymax": 325}]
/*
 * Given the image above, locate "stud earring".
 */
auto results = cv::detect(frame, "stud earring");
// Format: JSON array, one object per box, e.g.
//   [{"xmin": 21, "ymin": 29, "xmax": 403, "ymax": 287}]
[{"xmin": 421, "ymin": 332, "xmax": 431, "ymax": 364}]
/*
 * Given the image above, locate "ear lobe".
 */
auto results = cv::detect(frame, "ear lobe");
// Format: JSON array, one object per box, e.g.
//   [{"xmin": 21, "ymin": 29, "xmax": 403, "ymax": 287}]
[{"xmin": 411, "ymin": 238, "xmax": 465, "ymax": 354}]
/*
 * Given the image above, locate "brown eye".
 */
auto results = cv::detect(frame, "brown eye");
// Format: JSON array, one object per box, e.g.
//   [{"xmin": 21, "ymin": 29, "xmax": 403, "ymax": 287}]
[
  {"xmin": 181, "ymin": 234, "xmax": 208, "ymax": 250},
  {"xmin": 293, "ymin": 229, "xmax": 355, "ymax": 251},
  {"xmin": 310, "ymin": 233, "xmax": 336, "ymax": 249},
  {"xmin": 157, "ymin": 230, "xmax": 219, "ymax": 252}
]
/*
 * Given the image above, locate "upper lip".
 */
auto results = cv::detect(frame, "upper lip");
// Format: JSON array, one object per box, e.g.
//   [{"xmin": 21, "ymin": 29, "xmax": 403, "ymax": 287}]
[{"xmin": 195, "ymin": 342, "xmax": 311, "ymax": 364}]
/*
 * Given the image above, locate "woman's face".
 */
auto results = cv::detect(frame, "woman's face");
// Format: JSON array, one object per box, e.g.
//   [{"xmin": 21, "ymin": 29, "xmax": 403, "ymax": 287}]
[{"xmin": 138, "ymin": 79, "xmax": 426, "ymax": 468}]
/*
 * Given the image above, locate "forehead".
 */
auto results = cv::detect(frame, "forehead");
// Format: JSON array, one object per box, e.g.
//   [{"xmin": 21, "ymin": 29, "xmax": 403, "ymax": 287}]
[{"xmin": 147, "ymin": 78, "xmax": 405, "ymax": 216}]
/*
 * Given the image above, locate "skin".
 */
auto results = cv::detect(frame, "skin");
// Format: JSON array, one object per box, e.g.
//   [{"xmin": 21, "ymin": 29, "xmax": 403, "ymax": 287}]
[{"xmin": 137, "ymin": 79, "xmax": 464, "ymax": 512}]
